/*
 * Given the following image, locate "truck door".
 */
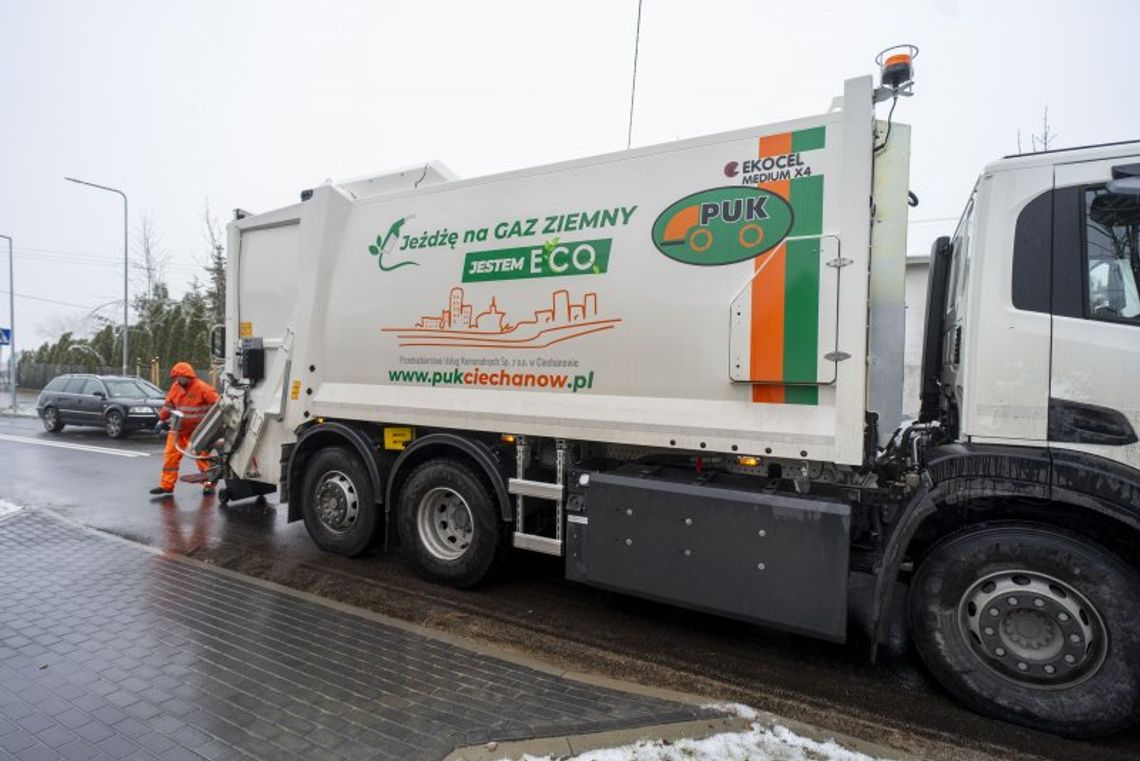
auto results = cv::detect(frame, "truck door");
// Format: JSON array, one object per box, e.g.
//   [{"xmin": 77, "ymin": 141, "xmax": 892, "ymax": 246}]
[{"xmin": 1050, "ymin": 159, "xmax": 1140, "ymax": 469}]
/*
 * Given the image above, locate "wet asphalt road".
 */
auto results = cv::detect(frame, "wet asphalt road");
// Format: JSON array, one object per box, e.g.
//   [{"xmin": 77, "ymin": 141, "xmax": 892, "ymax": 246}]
[{"xmin": 1, "ymin": 414, "xmax": 1138, "ymax": 760}]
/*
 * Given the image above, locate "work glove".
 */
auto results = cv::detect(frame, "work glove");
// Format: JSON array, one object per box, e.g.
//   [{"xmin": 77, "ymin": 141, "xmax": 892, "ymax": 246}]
[{"xmin": 153, "ymin": 420, "xmax": 170, "ymax": 435}]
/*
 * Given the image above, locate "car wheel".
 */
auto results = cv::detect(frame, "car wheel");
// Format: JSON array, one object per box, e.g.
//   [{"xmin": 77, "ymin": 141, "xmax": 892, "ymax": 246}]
[
  {"xmin": 300, "ymin": 447, "xmax": 378, "ymax": 557},
  {"xmin": 104, "ymin": 409, "xmax": 126, "ymax": 439},
  {"xmin": 397, "ymin": 458, "xmax": 505, "ymax": 588},
  {"xmin": 909, "ymin": 522, "xmax": 1140, "ymax": 737},
  {"xmin": 41, "ymin": 406, "xmax": 64, "ymax": 433}
]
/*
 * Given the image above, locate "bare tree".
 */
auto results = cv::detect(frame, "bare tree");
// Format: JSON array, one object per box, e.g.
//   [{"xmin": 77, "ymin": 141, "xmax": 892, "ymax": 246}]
[
  {"xmin": 198, "ymin": 199, "xmax": 226, "ymax": 327},
  {"xmin": 1018, "ymin": 107, "xmax": 1058, "ymax": 154},
  {"xmin": 132, "ymin": 212, "xmax": 170, "ymax": 299}
]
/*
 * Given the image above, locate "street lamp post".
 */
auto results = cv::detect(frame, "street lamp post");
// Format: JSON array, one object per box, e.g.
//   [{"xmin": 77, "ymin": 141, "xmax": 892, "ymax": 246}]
[
  {"xmin": 64, "ymin": 177, "xmax": 129, "ymax": 375},
  {"xmin": 0, "ymin": 234, "xmax": 13, "ymax": 411}
]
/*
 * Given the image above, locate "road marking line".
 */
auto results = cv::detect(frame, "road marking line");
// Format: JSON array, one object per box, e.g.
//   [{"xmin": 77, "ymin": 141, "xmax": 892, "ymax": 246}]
[{"xmin": 0, "ymin": 434, "xmax": 150, "ymax": 458}]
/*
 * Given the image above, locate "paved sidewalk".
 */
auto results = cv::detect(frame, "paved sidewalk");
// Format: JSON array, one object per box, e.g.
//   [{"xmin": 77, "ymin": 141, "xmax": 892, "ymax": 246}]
[{"xmin": 0, "ymin": 508, "xmax": 709, "ymax": 761}]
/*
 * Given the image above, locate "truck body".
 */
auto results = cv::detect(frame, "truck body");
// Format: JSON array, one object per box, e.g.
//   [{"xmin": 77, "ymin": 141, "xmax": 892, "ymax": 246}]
[
  {"xmin": 204, "ymin": 71, "xmax": 1140, "ymax": 736},
  {"xmin": 229, "ymin": 76, "xmax": 894, "ymax": 472}
]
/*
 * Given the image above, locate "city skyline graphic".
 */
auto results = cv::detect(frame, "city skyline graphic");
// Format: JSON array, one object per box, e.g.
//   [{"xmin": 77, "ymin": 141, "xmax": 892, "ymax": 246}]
[{"xmin": 382, "ymin": 286, "xmax": 622, "ymax": 349}]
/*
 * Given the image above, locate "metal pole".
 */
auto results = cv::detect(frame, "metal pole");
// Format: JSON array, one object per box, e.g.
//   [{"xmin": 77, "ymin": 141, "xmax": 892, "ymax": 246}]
[
  {"xmin": 122, "ymin": 195, "xmax": 128, "ymax": 375},
  {"xmin": 626, "ymin": 0, "xmax": 643, "ymax": 150},
  {"xmin": 0, "ymin": 235, "xmax": 13, "ymax": 411},
  {"xmin": 64, "ymin": 177, "xmax": 129, "ymax": 374}
]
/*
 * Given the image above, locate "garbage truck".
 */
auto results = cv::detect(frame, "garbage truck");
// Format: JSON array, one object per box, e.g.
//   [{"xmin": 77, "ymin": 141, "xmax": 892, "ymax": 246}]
[{"xmin": 194, "ymin": 54, "xmax": 1140, "ymax": 736}]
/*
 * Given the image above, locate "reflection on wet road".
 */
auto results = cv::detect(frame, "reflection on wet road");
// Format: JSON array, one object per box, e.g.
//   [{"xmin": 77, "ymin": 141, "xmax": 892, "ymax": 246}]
[{"xmin": 159, "ymin": 498, "xmax": 214, "ymax": 556}]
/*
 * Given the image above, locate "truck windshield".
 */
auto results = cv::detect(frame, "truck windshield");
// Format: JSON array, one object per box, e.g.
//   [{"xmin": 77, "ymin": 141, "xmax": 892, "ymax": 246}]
[{"xmin": 1086, "ymin": 188, "xmax": 1140, "ymax": 321}]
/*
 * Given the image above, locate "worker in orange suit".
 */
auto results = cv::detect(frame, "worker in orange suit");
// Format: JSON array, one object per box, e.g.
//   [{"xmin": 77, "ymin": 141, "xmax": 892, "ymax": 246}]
[{"xmin": 149, "ymin": 363, "xmax": 220, "ymax": 496}]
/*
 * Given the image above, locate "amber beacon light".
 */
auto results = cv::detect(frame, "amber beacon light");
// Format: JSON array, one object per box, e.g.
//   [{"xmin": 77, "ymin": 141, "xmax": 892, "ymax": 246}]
[{"xmin": 876, "ymin": 44, "xmax": 918, "ymax": 90}]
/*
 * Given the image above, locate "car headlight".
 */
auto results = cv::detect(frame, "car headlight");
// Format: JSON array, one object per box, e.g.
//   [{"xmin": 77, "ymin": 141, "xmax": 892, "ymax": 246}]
[{"xmin": 129, "ymin": 406, "xmax": 155, "ymax": 414}]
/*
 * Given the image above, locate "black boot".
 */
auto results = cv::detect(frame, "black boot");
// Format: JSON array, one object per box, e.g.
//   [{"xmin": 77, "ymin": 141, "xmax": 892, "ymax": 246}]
[{"xmin": 149, "ymin": 487, "xmax": 173, "ymax": 496}]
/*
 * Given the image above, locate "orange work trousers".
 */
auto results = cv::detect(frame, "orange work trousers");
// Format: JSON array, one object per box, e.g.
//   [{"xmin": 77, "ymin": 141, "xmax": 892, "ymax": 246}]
[{"xmin": 160, "ymin": 431, "xmax": 210, "ymax": 490}]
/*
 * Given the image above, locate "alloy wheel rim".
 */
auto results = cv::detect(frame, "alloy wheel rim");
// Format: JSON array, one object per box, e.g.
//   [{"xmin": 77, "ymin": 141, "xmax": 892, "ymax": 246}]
[
  {"xmin": 957, "ymin": 569, "xmax": 1107, "ymax": 689},
  {"xmin": 416, "ymin": 486, "xmax": 473, "ymax": 561}
]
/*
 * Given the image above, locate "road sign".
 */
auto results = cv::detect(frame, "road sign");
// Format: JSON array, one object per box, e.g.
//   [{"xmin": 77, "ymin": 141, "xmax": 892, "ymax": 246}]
[{"xmin": 0, "ymin": 328, "xmax": 9, "ymax": 346}]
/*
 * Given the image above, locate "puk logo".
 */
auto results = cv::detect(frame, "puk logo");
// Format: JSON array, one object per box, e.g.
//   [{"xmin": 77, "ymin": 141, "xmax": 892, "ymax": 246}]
[
  {"xmin": 651, "ymin": 187, "xmax": 794, "ymax": 266},
  {"xmin": 723, "ymin": 161, "xmax": 740, "ymax": 178}
]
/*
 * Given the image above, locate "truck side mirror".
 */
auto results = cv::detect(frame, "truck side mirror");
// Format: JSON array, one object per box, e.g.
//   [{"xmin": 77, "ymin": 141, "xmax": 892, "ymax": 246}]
[
  {"xmin": 1107, "ymin": 163, "xmax": 1140, "ymax": 198},
  {"xmin": 210, "ymin": 325, "xmax": 226, "ymax": 362},
  {"xmin": 1106, "ymin": 176, "xmax": 1140, "ymax": 199}
]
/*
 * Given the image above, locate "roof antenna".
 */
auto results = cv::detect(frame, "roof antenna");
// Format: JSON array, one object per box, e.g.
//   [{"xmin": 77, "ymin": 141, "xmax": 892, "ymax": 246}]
[
  {"xmin": 414, "ymin": 163, "xmax": 429, "ymax": 189},
  {"xmin": 626, "ymin": 0, "xmax": 643, "ymax": 150}
]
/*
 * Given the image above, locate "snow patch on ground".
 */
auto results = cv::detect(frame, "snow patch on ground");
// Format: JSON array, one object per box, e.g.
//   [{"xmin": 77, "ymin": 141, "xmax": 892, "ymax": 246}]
[
  {"xmin": 704, "ymin": 702, "xmax": 762, "ymax": 721},
  {"xmin": 513, "ymin": 706, "xmax": 889, "ymax": 761},
  {"xmin": 0, "ymin": 499, "xmax": 23, "ymax": 520}
]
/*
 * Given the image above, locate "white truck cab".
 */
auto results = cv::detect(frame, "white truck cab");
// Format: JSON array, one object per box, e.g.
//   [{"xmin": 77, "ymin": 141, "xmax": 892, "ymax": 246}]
[{"xmin": 936, "ymin": 143, "xmax": 1140, "ymax": 469}]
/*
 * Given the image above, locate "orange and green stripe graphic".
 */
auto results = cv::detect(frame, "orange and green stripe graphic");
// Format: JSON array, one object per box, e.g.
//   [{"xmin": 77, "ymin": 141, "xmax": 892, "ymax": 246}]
[{"xmin": 750, "ymin": 126, "xmax": 825, "ymax": 405}]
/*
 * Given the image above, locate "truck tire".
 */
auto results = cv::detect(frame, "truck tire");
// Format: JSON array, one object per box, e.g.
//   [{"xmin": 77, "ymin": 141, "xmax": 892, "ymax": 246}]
[
  {"xmin": 909, "ymin": 522, "xmax": 1140, "ymax": 737},
  {"xmin": 299, "ymin": 447, "xmax": 378, "ymax": 557},
  {"xmin": 397, "ymin": 458, "xmax": 504, "ymax": 588}
]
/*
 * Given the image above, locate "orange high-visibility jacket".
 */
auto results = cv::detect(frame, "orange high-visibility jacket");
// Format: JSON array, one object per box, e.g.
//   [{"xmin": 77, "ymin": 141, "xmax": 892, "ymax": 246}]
[{"xmin": 159, "ymin": 362, "xmax": 219, "ymax": 436}]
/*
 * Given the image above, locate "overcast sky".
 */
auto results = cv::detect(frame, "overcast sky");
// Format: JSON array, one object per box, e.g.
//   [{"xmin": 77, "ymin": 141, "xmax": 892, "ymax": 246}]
[{"xmin": 1, "ymin": 0, "xmax": 1138, "ymax": 355}]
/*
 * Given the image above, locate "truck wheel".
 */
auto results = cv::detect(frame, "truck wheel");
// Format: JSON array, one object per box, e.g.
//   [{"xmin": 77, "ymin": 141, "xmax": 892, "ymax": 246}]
[
  {"xmin": 909, "ymin": 523, "xmax": 1140, "ymax": 737},
  {"xmin": 397, "ymin": 458, "xmax": 504, "ymax": 588},
  {"xmin": 300, "ymin": 447, "xmax": 378, "ymax": 557},
  {"xmin": 42, "ymin": 406, "xmax": 64, "ymax": 433}
]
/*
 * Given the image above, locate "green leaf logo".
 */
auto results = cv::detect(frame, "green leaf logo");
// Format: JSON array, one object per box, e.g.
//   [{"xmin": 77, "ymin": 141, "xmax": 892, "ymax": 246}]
[{"xmin": 367, "ymin": 218, "xmax": 418, "ymax": 272}]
